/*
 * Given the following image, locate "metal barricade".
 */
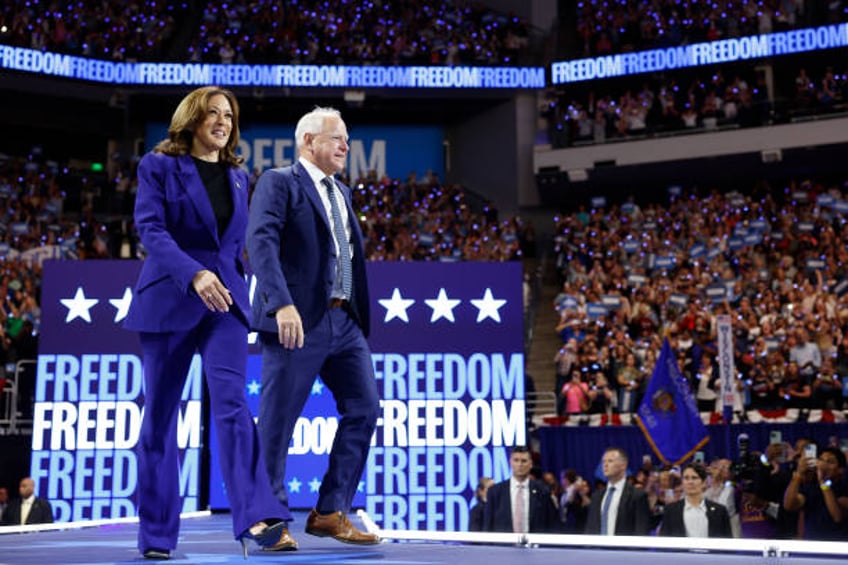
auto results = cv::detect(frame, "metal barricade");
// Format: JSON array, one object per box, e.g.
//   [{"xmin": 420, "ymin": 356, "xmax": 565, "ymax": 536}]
[{"xmin": 0, "ymin": 359, "xmax": 36, "ymax": 434}]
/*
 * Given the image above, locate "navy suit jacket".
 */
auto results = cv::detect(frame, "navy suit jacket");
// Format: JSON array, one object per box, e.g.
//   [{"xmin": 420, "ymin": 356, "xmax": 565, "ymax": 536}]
[
  {"xmin": 124, "ymin": 152, "xmax": 251, "ymax": 332},
  {"xmin": 585, "ymin": 482, "xmax": 651, "ymax": 535},
  {"xmin": 482, "ymin": 479, "xmax": 559, "ymax": 533},
  {"xmin": 659, "ymin": 498, "xmax": 732, "ymax": 538},
  {"xmin": 0, "ymin": 497, "xmax": 53, "ymax": 525},
  {"xmin": 245, "ymin": 160, "xmax": 369, "ymax": 336}
]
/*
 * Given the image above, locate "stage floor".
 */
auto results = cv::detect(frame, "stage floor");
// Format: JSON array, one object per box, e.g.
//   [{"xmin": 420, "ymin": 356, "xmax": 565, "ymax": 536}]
[{"xmin": 0, "ymin": 511, "xmax": 843, "ymax": 565}]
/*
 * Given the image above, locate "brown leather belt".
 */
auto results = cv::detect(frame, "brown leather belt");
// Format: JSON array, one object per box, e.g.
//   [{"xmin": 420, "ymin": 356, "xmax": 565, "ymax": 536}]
[{"xmin": 329, "ymin": 298, "xmax": 349, "ymax": 309}]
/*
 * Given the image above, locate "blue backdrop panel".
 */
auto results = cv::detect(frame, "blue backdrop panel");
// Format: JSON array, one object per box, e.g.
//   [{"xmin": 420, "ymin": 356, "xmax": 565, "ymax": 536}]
[{"xmin": 32, "ymin": 260, "xmax": 203, "ymax": 522}]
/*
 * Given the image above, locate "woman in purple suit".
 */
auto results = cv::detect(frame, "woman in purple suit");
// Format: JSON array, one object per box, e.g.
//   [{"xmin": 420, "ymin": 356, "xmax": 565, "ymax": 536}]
[{"xmin": 124, "ymin": 87, "xmax": 295, "ymax": 560}]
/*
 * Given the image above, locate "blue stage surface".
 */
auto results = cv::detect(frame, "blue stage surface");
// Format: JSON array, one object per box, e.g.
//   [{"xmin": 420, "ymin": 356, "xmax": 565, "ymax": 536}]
[{"xmin": 0, "ymin": 511, "xmax": 844, "ymax": 565}]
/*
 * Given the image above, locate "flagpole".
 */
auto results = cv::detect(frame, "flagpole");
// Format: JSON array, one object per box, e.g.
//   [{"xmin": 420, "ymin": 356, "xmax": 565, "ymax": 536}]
[{"xmin": 717, "ymin": 314, "xmax": 735, "ymax": 461}]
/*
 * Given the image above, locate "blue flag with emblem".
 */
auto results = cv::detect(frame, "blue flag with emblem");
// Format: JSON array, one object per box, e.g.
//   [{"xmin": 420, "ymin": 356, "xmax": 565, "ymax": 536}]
[{"xmin": 636, "ymin": 338, "xmax": 709, "ymax": 465}]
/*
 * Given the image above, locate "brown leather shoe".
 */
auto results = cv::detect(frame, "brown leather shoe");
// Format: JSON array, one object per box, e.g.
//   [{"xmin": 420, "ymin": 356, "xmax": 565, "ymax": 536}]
[
  {"xmin": 305, "ymin": 509, "xmax": 380, "ymax": 545},
  {"xmin": 262, "ymin": 525, "xmax": 299, "ymax": 551}
]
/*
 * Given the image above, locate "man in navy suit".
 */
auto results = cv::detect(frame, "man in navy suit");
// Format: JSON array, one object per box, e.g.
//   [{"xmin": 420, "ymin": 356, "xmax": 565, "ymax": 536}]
[
  {"xmin": 246, "ymin": 107, "xmax": 379, "ymax": 545},
  {"xmin": 659, "ymin": 463, "xmax": 732, "ymax": 538},
  {"xmin": 585, "ymin": 447, "xmax": 651, "ymax": 535},
  {"xmin": 483, "ymin": 446, "xmax": 559, "ymax": 533}
]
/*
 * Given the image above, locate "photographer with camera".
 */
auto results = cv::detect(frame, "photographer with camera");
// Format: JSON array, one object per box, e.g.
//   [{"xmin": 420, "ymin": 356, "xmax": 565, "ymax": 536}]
[
  {"xmin": 751, "ymin": 440, "xmax": 796, "ymax": 539},
  {"xmin": 783, "ymin": 443, "xmax": 848, "ymax": 540}
]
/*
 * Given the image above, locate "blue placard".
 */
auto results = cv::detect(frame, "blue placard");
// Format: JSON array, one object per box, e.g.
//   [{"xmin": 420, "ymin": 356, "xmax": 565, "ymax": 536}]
[
  {"xmin": 10, "ymin": 221, "xmax": 29, "ymax": 234},
  {"xmin": 654, "ymin": 255, "xmax": 675, "ymax": 269},
  {"xmin": 796, "ymin": 222, "xmax": 815, "ymax": 233},
  {"xmin": 705, "ymin": 285, "xmax": 726, "ymax": 301},
  {"xmin": 587, "ymin": 302, "xmax": 608, "ymax": 318},
  {"xmin": 622, "ymin": 240, "xmax": 640, "ymax": 253},
  {"xmin": 601, "ymin": 294, "xmax": 621, "ymax": 309},
  {"xmin": 557, "ymin": 295, "xmax": 579, "ymax": 311},
  {"xmin": 591, "ymin": 196, "xmax": 607, "ymax": 208},
  {"xmin": 689, "ymin": 243, "xmax": 706, "ymax": 258},
  {"xmin": 743, "ymin": 233, "xmax": 762, "ymax": 246},
  {"xmin": 669, "ymin": 293, "xmax": 688, "ymax": 307},
  {"xmin": 834, "ymin": 279, "xmax": 848, "ymax": 297},
  {"xmin": 418, "ymin": 233, "xmax": 435, "ymax": 247},
  {"xmin": 818, "ymin": 193, "xmax": 835, "ymax": 206},
  {"xmin": 807, "ymin": 258, "xmax": 826, "ymax": 270},
  {"xmin": 727, "ymin": 237, "xmax": 744, "ymax": 251}
]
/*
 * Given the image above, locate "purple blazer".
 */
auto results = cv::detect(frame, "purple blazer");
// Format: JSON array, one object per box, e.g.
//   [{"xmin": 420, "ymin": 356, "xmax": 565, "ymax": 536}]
[{"xmin": 124, "ymin": 152, "xmax": 251, "ymax": 332}]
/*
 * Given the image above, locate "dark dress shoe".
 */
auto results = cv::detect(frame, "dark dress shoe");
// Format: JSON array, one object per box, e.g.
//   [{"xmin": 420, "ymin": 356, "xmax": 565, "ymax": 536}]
[
  {"xmin": 142, "ymin": 548, "xmax": 170, "ymax": 560},
  {"xmin": 305, "ymin": 509, "xmax": 380, "ymax": 545}
]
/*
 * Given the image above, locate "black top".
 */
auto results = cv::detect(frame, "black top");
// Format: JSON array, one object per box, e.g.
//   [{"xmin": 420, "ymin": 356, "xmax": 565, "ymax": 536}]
[{"xmin": 192, "ymin": 157, "xmax": 233, "ymax": 237}]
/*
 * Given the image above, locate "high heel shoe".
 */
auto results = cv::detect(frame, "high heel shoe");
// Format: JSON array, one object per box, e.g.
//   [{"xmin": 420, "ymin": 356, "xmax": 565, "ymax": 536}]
[{"xmin": 239, "ymin": 521, "xmax": 298, "ymax": 558}]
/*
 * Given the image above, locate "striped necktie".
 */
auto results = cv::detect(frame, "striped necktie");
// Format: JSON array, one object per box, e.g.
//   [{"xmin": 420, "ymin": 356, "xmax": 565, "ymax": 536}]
[{"xmin": 322, "ymin": 176, "xmax": 352, "ymax": 299}]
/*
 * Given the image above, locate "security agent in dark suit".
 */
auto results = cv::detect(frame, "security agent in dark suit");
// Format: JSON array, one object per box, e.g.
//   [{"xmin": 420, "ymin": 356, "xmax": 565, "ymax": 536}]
[
  {"xmin": 660, "ymin": 463, "xmax": 732, "ymax": 538},
  {"xmin": 483, "ymin": 446, "xmax": 559, "ymax": 533},
  {"xmin": 586, "ymin": 447, "xmax": 651, "ymax": 535},
  {"xmin": 0, "ymin": 477, "xmax": 53, "ymax": 525}
]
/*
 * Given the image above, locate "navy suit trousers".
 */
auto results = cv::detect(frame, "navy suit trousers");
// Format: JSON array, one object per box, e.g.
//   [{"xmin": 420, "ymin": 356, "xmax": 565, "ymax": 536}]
[{"xmin": 258, "ymin": 307, "xmax": 379, "ymax": 514}]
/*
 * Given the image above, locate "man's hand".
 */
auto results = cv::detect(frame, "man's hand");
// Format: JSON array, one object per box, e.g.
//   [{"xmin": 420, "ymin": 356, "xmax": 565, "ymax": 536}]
[{"xmin": 275, "ymin": 305, "xmax": 304, "ymax": 349}]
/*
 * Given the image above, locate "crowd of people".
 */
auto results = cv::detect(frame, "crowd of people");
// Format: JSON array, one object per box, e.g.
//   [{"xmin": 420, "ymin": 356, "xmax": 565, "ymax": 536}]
[
  {"xmin": 1, "ymin": 0, "xmax": 186, "ymax": 62},
  {"xmin": 471, "ymin": 439, "xmax": 848, "ymax": 540},
  {"xmin": 190, "ymin": 0, "xmax": 531, "ymax": 66},
  {"xmin": 572, "ymin": 0, "xmax": 833, "ymax": 58},
  {"xmin": 347, "ymin": 169, "xmax": 532, "ymax": 262},
  {"xmin": 550, "ymin": 177, "xmax": 848, "ymax": 418},
  {"xmin": 542, "ymin": 60, "xmax": 848, "ymax": 149},
  {"xmin": 0, "ymin": 0, "xmax": 533, "ymax": 66}
]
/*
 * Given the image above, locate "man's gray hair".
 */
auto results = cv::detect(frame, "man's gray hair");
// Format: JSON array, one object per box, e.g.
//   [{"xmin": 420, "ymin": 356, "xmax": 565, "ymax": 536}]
[{"xmin": 294, "ymin": 106, "xmax": 342, "ymax": 149}]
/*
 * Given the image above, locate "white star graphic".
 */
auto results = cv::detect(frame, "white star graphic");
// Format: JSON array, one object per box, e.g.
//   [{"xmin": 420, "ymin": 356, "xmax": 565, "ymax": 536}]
[
  {"xmin": 425, "ymin": 287, "xmax": 461, "ymax": 323},
  {"xmin": 470, "ymin": 288, "xmax": 507, "ymax": 323},
  {"xmin": 60, "ymin": 287, "xmax": 99, "ymax": 323},
  {"xmin": 247, "ymin": 380, "xmax": 261, "ymax": 396},
  {"xmin": 357, "ymin": 480, "xmax": 365, "ymax": 493},
  {"xmin": 288, "ymin": 477, "xmax": 302, "ymax": 493},
  {"xmin": 311, "ymin": 379, "xmax": 324, "ymax": 395},
  {"xmin": 109, "ymin": 287, "xmax": 133, "ymax": 323},
  {"xmin": 308, "ymin": 477, "xmax": 322, "ymax": 493},
  {"xmin": 378, "ymin": 288, "xmax": 415, "ymax": 323}
]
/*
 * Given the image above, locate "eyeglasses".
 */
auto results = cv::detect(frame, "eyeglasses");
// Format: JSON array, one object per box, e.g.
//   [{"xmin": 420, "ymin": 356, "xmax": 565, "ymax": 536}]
[{"xmin": 318, "ymin": 133, "xmax": 349, "ymax": 145}]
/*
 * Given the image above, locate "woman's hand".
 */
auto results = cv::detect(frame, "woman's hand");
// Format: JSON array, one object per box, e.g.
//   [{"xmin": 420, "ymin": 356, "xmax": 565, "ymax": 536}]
[{"xmin": 192, "ymin": 269, "xmax": 232, "ymax": 312}]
